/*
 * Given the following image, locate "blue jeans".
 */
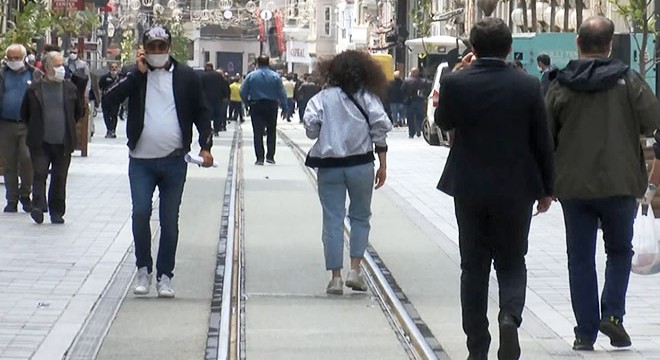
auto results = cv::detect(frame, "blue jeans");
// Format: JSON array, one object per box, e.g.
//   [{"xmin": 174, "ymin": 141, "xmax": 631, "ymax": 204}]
[
  {"xmin": 560, "ymin": 196, "xmax": 637, "ymax": 342},
  {"xmin": 407, "ymin": 100, "xmax": 425, "ymax": 137},
  {"xmin": 129, "ymin": 155, "xmax": 188, "ymax": 279},
  {"xmin": 390, "ymin": 102, "xmax": 406, "ymax": 125},
  {"xmin": 317, "ymin": 163, "xmax": 374, "ymax": 270}
]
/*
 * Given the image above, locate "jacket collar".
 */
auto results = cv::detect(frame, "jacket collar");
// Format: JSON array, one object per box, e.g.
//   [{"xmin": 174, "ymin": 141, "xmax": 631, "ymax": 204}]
[{"xmin": 473, "ymin": 58, "xmax": 509, "ymax": 68}]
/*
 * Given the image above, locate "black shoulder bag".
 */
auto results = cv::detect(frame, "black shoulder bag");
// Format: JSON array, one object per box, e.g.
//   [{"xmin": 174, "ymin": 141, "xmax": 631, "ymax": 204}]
[{"xmin": 343, "ymin": 90, "xmax": 370, "ymax": 125}]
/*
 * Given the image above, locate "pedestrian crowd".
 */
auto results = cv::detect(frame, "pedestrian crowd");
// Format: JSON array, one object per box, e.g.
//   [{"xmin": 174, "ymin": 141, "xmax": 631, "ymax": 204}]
[{"xmin": 1, "ymin": 15, "xmax": 659, "ymax": 360}]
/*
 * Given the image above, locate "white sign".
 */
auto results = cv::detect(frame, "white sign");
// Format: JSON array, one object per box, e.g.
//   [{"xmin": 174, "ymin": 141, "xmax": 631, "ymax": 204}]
[
  {"xmin": 287, "ymin": 41, "xmax": 311, "ymax": 64},
  {"xmin": 260, "ymin": 10, "xmax": 273, "ymax": 21}
]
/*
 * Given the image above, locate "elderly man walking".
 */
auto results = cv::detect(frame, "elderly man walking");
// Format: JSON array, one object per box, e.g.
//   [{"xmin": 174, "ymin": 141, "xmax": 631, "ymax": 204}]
[
  {"xmin": 21, "ymin": 51, "xmax": 84, "ymax": 224},
  {"xmin": 0, "ymin": 44, "xmax": 42, "ymax": 213},
  {"xmin": 546, "ymin": 16, "xmax": 660, "ymax": 351}
]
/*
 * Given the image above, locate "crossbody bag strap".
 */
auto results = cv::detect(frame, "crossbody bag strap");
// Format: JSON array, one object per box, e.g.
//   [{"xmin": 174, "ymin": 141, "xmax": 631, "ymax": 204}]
[{"xmin": 343, "ymin": 90, "xmax": 370, "ymax": 125}]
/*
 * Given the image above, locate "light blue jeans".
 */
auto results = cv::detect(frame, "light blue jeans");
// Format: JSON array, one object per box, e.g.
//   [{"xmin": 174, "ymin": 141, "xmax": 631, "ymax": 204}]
[{"xmin": 317, "ymin": 163, "xmax": 375, "ymax": 270}]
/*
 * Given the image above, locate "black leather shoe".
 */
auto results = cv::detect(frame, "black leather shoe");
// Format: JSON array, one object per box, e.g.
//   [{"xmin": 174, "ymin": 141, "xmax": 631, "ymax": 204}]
[
  {"xmin": 255, "ymin": 160, "xmax": 264, "ymax": 166},
  {"xmin": 30, "ymin": 209, "xmax": 44, "ymax": 224},
  {"xmin": 498, "ymin": 314, "xmax": 520, "ymax": 360},
  {"xmin": 467, "ymin": 353, "xmax": 488, "ymax": 360},
  {"xmin": 266, "ymin": 158, "xmax": 276, "ymax": 164},
  {"xmin": 19, "ymin": 197, "xmax": 32, "ymax": 212},
  {"xmin": 50, "ymin": 215, "xmax": 65, "ymax": 224},
  {"xmin": 3, "ymin": 202, "xmax": 17, "ymax": 213},
  {"xmin": 599, "ymin": 316, "xmax": 632, "ymax": 348}
]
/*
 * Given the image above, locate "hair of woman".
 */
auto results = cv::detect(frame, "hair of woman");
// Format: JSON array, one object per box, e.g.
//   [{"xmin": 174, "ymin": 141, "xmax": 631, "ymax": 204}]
[{"xmin": 317, "ymin": 50, "xmax": 389, "ymax": 102}]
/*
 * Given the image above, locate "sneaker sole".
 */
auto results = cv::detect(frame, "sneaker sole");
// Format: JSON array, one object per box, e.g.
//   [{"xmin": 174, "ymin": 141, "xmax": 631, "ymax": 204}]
[
  {"xmin": 326, "ymin": 288, "xmax": 343, "ymax": 295},
  {"xmin": 158, "ymin": 291, "xmax": 175, "ymax": 298},
  {"xmin": 599, "ymin": 323, "xmax": 632, "ymax": 348},
  {"xmin": 133, "ymin": 287, "xmax": 149, "ymax": 295},
  {"xmin": 345, "ymin": 280, "xmax": 367, "ymax": 292},
  {"xmin": 498, "ymin": 323, "xmax": 521, "ymax": 360}
]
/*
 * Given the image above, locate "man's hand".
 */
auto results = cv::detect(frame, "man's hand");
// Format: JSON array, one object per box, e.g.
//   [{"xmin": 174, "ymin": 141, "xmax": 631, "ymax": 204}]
[
  {"xmin": 536, "ymin": 196, "xmax": 554, "ymax": 214},
  {"xmin": 199, "ymin": 150, "xmax": 213, "ymax": 168},
  {"xmin": 375, "ymin": 167, "xmax": 387, "ymax": 190},
  {"xmin": 641, "ymin": 184, "xmax": 657, "ymax": 206},
  {"xmin": 136, "ymin": 49, "xmax": 148, "ymax": 74},
  {"xmin": 461, "ymin": 52, "xmax": 477, "ymax": 67}
]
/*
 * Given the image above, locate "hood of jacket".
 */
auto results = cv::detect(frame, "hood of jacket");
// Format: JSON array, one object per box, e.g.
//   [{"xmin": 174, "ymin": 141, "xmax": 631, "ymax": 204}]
[{"xmin": 555, "ymin": 58, "xmax": 629, "ymax": 92}]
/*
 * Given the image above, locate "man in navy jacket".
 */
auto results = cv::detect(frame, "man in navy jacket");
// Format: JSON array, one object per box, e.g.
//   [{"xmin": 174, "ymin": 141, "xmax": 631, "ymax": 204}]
[{"xmin": 103, "ymin": 25, "xmax": 213, "ymax": 299}]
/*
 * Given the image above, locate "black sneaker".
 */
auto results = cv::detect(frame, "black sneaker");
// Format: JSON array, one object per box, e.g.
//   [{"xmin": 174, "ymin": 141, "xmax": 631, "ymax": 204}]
[
  {"xmin": 599, "ymin": 316, "xmax": 632, "ymax": 348},
  {"xmin": 50, "ymin": 215, "xmax": 65, "ymax": 224},
  {"xmin": 266, "ymin": 159, "xmax": 276, "ymax": 165},
  {"xmin": 466, "ymin": 353, "xmax": 487, "ymax": 360},
  {"xmin": 19, "ymin": 197, "xmax": 32, "ymax": 212},
  {"xmin": 572, "ymin": 337, "xmax": 594, "ymax": 351},
  {"xmin": 30, "ymin": 209, "xmax": 44, "ymax": 224},
  {"xmin": 3, "ymin": 202, "xmax": 17, "ymax": 213},
  {"xmin": 109, "ymin": 131, "xmax": 117, "ymax": 139},
  {"xmin": 255, "ymin": 160, "xmax": 264, "ymax": 166},
  {"xmin": 498, "ymin": 314, "xmax": 520, "ymax": 360}
]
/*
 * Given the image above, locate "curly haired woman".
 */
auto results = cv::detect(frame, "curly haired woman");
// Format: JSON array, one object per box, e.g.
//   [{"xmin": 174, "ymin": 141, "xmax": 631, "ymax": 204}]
[{"xmin": 303, "ymin": 50, "xmax": 392, "ymax": 295}]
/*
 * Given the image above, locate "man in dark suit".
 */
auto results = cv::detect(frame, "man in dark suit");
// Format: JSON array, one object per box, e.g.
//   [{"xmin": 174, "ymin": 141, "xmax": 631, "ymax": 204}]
[{"xmin": 434, "ymin": 18, "xmax": 555, "ymax": 360}]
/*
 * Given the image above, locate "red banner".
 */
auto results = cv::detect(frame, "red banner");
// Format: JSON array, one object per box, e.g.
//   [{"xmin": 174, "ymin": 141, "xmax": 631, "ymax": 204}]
[
  {"xmin": 52, "ymin": 0, "xmax": 84, "ymax": 12},
  {"xmin": 274, "ymin": 10, "xmax": 285, "ymax": 53},
  {"xmin": 256, "ymin": 9, "xmax": 266, "ymax": 42}
]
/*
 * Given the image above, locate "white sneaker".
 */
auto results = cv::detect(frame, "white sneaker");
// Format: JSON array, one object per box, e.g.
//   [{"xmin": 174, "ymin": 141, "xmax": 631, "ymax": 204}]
[
  {"xmin": 346, "ymin": 270, "xmax": 367, "ymax": 291},
  {"xmin": 326, "ymin": 277, "xmax": 343, "ymax": 295},
  {"xmin": 133, "ymin": 267, "xmax": 151, "ymax": 295},
  {"xmin": 157, "ymin": 275, "xmax": 176, "ymax": 298}
]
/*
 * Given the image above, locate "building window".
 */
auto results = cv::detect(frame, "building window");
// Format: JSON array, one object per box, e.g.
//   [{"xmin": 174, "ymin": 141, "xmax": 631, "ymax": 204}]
[
  {"xmin": 323, "ymin": 6, "xmax": 331, "ymax": 37},
  {"xmin": 204, "ymin": 51, "xmax": 210, "ymax": 63}
]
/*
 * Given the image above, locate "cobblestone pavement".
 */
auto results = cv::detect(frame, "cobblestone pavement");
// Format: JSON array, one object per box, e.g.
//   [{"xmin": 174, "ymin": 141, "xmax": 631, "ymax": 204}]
[
  {"xmin": 0, "ymin": 117, "xmax": 134, "ymax": 359},
  {"xmin": 282, "ymin": 124, "xmax": 660, "ymax": 360}
]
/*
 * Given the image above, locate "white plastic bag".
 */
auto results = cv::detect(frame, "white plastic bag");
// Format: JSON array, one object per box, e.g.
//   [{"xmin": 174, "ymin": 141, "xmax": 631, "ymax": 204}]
[{"xmin": 631, "ymin": 206, "xmax": 660, "ymax": 275}]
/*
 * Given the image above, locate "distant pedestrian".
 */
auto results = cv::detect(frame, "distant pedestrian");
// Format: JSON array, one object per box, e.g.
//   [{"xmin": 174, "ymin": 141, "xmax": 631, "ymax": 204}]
[
  {"xmin": 546, "ymin": 16, "xmax": 660, "ymax": 351},
  {"xmin": 98, "ymin": 62, "xmax": 121, "ymax": 138},
  {"xmin": 102, "ymin": 25, "xmax": 214, "ymax": 298},
  {"xmin": 388, "ymin": 70, "xmax": 406, "ymax": 127},
  {"xmin": 435, "ymin": 18, "xmax": 555, "ymax": 360},
  {"xmin": 200, "ymin": 62, "xmax": 230, "ymax": 134},
  {"xmin": 304, "ymin": 50, "xmax": 391, "ymax": 295},
  {"xmin": 282, "ymin": 74, "xmax": 296, "ymax": 122},
  {"xmin": 228, "ymin": 77, "xmax": 244, "ymax": 123},
  {"xmin": 0, "ymin": 44, "xmax": 41, "ymax": 213},
  {"xmin": 240, "ymin": 55, "xmax": 288, "ymax": 165},
  {"xmin": 295, "ymin": 73, "xmax": 321, "ymax": 124},
  {"xmin": 401, "ymin": 67, "xmax": 430, "ymax": 138},
  {"xmin": 537, "ymin": 54, "xmax": 557, "ymax": 95},
  {"xmin": 21, "ymin": 51, "xmax": 84, "ymax": 225}
]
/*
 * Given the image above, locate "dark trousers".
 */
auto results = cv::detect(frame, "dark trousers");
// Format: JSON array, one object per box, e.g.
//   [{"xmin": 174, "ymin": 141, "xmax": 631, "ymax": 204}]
[
  {"xmin": 286, "ymin": 98, "xmax": 295, "ymax": 120},
  {"xmin": 129, "ymin": 155, "xmax": 187, "ymax": 280},
  {"xmin": 229, "ymin": 101, "xmax": 243, "ymax": 122},
  {"xmin": 454, "ymin": 197, "xmax": 533, "ymax": 355},
  {"xmin": 560, "ymin": 196, "xmax": 636, "ymax": 343},
  {"xmin": 249, "ymin": 100, "xmax": 278, "ymax": 161},
  {"xmin": 30, "ymin": 143, "xmax": 71, "ymax": 217},
  {"xmin": 0, "ymin": 121, "xmax": 33, "ymax": 202},
  {"xmin": 102, "ymin": 103, "xmax": 119, "ymax": 133},
  {"xmin": 407, "ymin": 100, "xmax": 425, "ymax": 137},
  {"xmin": 298, "ymin": 101, "xmax": 308, "ymax": 123},
  {"xmin": 209, "ymin": 99, "xmax": 228, "ymax": 133}
]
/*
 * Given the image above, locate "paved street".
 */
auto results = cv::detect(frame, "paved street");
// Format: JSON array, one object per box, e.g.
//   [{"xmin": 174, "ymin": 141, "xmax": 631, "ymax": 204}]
[{"xmin": 0, "ymin": 113, "xmax": 659, "ymax": 359}]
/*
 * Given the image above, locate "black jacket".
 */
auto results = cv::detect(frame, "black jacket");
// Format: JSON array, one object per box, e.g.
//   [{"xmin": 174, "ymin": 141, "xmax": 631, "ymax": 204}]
[
  {"xmin": 99, "ymin": 73, "xmax": 120, "ymax": 95},
  {"xmin": 387, "ymin": 78, "xmax": 405, "ymax": 103},
  {"xmin": 434, "ymin": 59, "xmax": 555, "ymax": 201},
  {"xmin": 102, "ymin": 58, "xmax": 213, "ymax": 152},
  {"xmin": 21, "ymin": 79, "xmax": 84, "ymax": 153},
  {"xmin": 200, "ymin": 70, "xmax": 230, "ymax": 103}
]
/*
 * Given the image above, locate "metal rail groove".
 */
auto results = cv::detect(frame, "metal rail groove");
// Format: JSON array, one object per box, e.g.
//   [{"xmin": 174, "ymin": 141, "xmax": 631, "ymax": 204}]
[
  {"xmin": 206, "ymin": 123, "xmax": 245, "ymax": 360},
  {"xmin": 278, "ymin": 129, "xmax": 448, "ymax": 360}
]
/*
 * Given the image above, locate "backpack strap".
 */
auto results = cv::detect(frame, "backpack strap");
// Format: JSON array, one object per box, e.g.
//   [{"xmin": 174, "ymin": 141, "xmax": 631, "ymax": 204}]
[{"xmin": 343, "ymin": 90, "xmax": 370, "ymax": 125}]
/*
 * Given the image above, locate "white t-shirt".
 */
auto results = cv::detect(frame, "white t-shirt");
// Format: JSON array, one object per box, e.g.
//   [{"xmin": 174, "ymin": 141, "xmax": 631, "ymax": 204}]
[{"xmin": 130, "ymin": 66, "xmax": 183, "ymax": 159}]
